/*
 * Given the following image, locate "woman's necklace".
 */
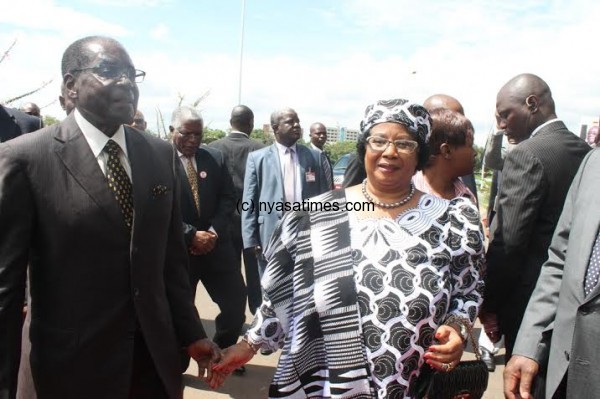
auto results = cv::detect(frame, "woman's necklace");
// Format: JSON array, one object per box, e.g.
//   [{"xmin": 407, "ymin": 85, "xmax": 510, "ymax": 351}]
[{"xmin": 361, "ymin": 179, "xmax": 415, "ymax": 209}]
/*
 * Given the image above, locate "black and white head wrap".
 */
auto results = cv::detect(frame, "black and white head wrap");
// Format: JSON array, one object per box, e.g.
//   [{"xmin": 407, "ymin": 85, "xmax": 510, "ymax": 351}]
[{"xmin": 360, "ymin": 98, "xmax": 431, "ymax": 143}]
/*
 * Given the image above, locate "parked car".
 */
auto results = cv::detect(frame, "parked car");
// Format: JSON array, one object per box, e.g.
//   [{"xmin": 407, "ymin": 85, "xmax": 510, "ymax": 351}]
[{"xmin": 333, "ymin": 153, "xmax": 352, "ymax": 189}]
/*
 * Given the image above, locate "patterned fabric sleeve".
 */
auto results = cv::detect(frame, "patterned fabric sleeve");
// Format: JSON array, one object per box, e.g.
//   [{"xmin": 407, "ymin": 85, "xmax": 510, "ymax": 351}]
[
  {"xmin": 245, "ymin": 210, "xmax": 302, "ymax": 353},
  {"xmin": 445, "ymin": 197, "xmax": 485, "ymax": 324}
]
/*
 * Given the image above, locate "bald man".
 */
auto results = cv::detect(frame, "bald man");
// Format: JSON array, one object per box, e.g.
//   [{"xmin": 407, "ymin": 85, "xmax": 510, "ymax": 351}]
[
  {"xmin": 309, "ymin": 122, "xmax": 333, "ymax": 188},
  {"xmin": 482, "ymin": 74, "xmax": 590, "ymax": 361},
  {"xmin": 129, "ymin": 110, "xmax": 147, "ymax": 132}
]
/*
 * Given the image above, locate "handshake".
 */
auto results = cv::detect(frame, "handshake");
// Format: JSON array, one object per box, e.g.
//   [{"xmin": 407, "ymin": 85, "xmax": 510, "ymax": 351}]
[{"xmin": 188, "ymin": 338, "xmax": 258, "ymax": 389}]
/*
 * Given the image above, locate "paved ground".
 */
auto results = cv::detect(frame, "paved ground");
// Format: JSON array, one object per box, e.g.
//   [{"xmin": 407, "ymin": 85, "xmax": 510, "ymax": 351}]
[{"xmin": 183, "ymin": 277, "xmax": 506, "ymax": 399}]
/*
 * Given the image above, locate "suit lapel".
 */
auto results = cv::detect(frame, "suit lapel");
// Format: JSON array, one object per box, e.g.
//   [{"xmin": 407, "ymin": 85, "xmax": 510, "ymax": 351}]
[
  {"xmin": 269, "ymin": 144, "xmax": 284, "ymax": 194},
  {"xmin": 297, "ymin": 145, "xmax": 308, "ymax": 196},
  {"xmin": 580, "ymin": 162, "xmax": 600, "ymax": 302},
  {"xmin": 195, "ymin": 149, "xmax": 208, "ymax": 215},
  {"xmin": 54, "ymin": 114, "xmax": 128, "ymax": 234}
]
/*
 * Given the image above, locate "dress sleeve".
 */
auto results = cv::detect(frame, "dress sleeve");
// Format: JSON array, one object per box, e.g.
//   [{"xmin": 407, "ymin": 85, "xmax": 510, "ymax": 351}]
[
  {"xmin": 244, "ymin": 210, "xmax": 302, "ymax": 353},
  {"xmin": 445, "ymin": 197, "xmax": 485, "ymax": 324}
]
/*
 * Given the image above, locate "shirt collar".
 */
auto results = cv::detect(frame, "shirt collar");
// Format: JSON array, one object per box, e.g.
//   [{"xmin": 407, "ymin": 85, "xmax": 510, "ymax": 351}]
[
  {"xmin": 310, "ymin": 143, "xmax": 323, "ymax": 153},
  {"xmin": 230, "ymin": 130, "xmax": 249, "ymax": 137},
  {"xmin": 531, "ymin": 118, "xmax": 560, "ymax": 137},
  {"xmin": 275, "ymin": 141, "xmax": 297, "ymax": 155},
  {"xmin": 74, "ymin": 109, "xmax": 128, "ymax": 159}
]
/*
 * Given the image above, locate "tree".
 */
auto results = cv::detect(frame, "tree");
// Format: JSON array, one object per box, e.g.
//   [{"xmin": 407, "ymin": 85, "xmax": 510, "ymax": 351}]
[
  {"xmin": 43, "ymin": 115, "xmax": 60, "ymax": 126},
  {"xmin": 203, "ymin": 128, "xmax": 226, "ymax": 144},
  {"xmin": 326, "ymin": 141, "xmax": 356, "ymax": 164},
  {"xmin": 250, "ymin": 129, "xmax": 274, "ymax": 145}
]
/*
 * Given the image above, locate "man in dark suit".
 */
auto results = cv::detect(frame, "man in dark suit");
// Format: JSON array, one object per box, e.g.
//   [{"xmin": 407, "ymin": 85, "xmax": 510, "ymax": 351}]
[
  {"xmin": 309, "ymin": 122, "xmax": 333, "ymax": 189},
  {"xmin": 171, "ymin": 106, "xmax": 246, "ymax": 358},
  {"xmin": 504, "ymin": 149, "xmax": 600, "ymax": 399},
  {"xmin": 0, "ymin": 105, "xmax": 41, "ymax": 143},
  {"xmin": 242, "ymin": 107, "xmax": 330, "ymax": 275},
  {"xmin": 482, "ymin": 74, "xmax": 591, "ymax": 359},
  {"xmin": 0, "ymin": 36, "xmax": 220, "ymax": 399},
  {"xmin": 209, "ymin": 105, "xmax": 264, "ymax": 315}
]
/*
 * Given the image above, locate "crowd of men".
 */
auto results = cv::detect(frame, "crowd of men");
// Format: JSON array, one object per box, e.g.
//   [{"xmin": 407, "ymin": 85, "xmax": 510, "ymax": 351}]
[{"xmin": 1, "ymin": 34, "xmax": 599, "ymax": 399}]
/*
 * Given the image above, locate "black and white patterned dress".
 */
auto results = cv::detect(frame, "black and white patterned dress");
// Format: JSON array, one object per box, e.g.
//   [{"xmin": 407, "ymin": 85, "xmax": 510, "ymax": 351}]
[
  {"xmin": 351, "ymin": 194, "xmax": 483, "ymax": 398},
  {"xmin": 245, "ymin": 191, "xmax": 484, "ymax": 399}
]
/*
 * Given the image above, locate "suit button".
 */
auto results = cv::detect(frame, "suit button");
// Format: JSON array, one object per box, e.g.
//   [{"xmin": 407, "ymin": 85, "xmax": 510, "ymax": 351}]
[
  {"xmin": 564, "ymin": 351, "xmax": 570, "ymax": 361},
  {"xmin": 133, "ymin": 288, "xmax": 140, "ymax": 297}
]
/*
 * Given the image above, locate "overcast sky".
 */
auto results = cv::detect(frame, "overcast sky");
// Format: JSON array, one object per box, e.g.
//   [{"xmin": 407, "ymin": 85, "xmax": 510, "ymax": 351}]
[{"xmin": 1, "ymin": 0, "xmax": 598, "ymax": 145}]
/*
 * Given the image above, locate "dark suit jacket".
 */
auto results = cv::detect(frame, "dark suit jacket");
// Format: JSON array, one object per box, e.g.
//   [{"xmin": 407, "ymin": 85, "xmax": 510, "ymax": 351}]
[
  {"xmin": 513, "ymin": 149, "xmax": 600, "ymax": 398},
  {"xmin": 485, "ymin": 121, "xmax": 591, "ymax": 335},
  {"xmin": 342, "ymin": 152, "xmax": 366, "ymax": 188},
  {"xmin": 208, "ymin": 132, "xmax": 264, "ymax": 217},
  {"xmin": 0, "ymin": 106, "xmax": 42, "ymax": 143},
  {"xmin": 176, "ymin": 146, "xmax": 236, "ymax": 246},
  {"xmin": 0, "ymin": 114, "xmax": 205, "ymax": 399}
]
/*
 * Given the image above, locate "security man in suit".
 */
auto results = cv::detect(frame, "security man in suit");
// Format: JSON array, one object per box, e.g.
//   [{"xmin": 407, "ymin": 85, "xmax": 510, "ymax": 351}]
[
  {"xmin": 209, "ymin": 105, "xmax": 264, "ymax": 315},
  {"xmin": 0, "ymin": 36, "xmax": 220, "ymax": 399},
  {"xmin": 171, "ymin": 106, "xmax": 247, "ymax": 360},
  {"xmin": 505, "ymin": 149, "xmax": 600, "ymax": 399},
  {"xmin": 242, "ymin": 107, "xmax": 330, "ymax": 275},
  {"xmin": 482, "ymin": 73, "xmax": 591, "ymax": 359}
]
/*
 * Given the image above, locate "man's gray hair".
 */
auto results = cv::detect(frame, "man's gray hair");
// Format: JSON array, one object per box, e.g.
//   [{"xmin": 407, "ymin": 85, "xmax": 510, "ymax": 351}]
[
  {"xmin": 270, "ymin": 107, "xmax": 295, "ymax": 128},
  {"xmin": 171, "ymin": 106, "xmax": 203, "ymax": 130}
]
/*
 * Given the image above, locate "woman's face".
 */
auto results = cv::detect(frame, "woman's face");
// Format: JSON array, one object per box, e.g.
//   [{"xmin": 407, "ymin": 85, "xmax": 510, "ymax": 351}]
[
  {"xmin": 364, "ymin": 122, "xmax": 418, "ymax": 192},
  {"xmin": 449, "ymin": 131, "xmax": 476, "ymax": 177}
]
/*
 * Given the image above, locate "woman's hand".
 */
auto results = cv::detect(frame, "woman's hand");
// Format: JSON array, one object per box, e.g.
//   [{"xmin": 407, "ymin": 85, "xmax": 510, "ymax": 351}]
[
  {"xmin": 212, "ymin": 342, "xmax": 255, "ymax": 375},
  {"xmin": 424, "ymin": 325, "xmax": 464, "ymax": 372}
]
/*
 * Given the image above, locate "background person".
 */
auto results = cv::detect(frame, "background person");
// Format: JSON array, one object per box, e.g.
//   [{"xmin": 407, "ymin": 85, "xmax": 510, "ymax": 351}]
[
  {"xmin": 214, "ymin": 99, "xmax": 485, "ymax": 398},
  {"xmin": 209, "ymin": 105, "xmax": 264, "ymax": 316}
]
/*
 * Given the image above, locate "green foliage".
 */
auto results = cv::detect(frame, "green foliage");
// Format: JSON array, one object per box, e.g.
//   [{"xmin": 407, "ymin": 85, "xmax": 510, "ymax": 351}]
[
  {"xmin": 325, "ymin": 141, "xmax": 357, "ymax": 164},
  {"xmin": 250, "ymin": 129, "xmax": 274, "ymax": 145},
  {"xmin": 43, "ymin": 115, "xmax": 60, "ymax": 126},
  {"xmin": 203, "ymin": 128, "xmax": 226, "ymax": 144}
]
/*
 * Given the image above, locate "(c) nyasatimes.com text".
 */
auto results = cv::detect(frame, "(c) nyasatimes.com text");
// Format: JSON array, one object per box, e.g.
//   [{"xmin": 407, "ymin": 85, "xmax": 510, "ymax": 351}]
[{"xmin": 237, "ymin": 199, "xmax": 375, "ymax": 214}]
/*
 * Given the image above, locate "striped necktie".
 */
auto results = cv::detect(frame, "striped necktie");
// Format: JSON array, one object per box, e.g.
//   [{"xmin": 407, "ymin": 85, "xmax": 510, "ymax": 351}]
[
  {"xmin": 103, "ymin": 139, "xmax": 134, "ymax": 231},
  {"xmin": 284, "ymin": 147, "xmax": 296, "ymax": 203}
]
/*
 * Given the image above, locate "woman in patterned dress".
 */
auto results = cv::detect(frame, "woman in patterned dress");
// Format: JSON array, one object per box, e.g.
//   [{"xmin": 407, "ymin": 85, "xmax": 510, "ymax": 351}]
[{"xmin": 213, "ymin": 99, "xmax": 485, "ymax": 399}]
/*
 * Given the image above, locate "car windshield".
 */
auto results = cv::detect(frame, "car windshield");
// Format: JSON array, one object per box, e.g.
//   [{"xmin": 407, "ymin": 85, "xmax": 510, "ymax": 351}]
[{"xmin": 333, "ymin": 154, "xmax": 350, "ymax": 171}]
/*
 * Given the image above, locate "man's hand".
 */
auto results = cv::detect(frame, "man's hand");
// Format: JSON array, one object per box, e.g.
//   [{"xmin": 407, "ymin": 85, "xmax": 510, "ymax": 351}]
[
  {"xmin": 479, "ymin": 310, "xmax": 501, "ymax": 343},
  {"xmin": 189, "ymin": 231, "xmax": 217, "ymax": 255},
  {"xmin": 187, "ymin": 338, "xmax": 222, "ymax": 388},
  {"xmin": 504, "ymin": 355, "xmax": 539, "ymax": 399}
]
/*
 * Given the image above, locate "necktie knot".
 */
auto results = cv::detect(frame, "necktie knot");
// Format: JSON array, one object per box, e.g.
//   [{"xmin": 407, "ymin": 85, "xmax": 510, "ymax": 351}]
[{"xmin": 104, "ymin": 139, "xmax": 121, "ymax": 156}]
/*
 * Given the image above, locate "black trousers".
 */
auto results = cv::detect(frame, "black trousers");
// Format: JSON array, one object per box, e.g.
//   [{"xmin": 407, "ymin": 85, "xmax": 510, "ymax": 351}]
[
  {"xmin": 129, "ymin": 330, "xmax": 168, "ymax": 399},
  {"xmin": 188, "ymin": 238, "xmax": 246, "ymax": 349},
  {"xmin": 231, "ymin": 228, "xmax": 262, "ymax": 315}
]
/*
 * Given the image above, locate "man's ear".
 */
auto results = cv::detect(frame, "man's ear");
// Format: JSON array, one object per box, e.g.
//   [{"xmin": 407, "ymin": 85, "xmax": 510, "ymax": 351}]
[{"xmin": 64, "ymin": 74, "xmax": 78, "ymax": 99}]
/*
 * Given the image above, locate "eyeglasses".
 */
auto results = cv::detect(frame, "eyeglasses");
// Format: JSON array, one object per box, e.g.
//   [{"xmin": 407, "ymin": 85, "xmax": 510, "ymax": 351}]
[
  {"xmin": 366, "ymin": 136, "xmax": 419, "ymax": 154},
  {"xmin": 71, "ymin": 65, "xmax": 146, "ymax": 83},
  {"xmin": 175, "ymin": 128, "xmax": 202, "ymax": 140}
]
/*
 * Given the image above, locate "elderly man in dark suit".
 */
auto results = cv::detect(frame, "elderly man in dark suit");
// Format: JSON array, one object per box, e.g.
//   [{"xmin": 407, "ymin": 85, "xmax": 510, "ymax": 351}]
[
  {"xmin": 504, "ymin": 149, "xmax": 600, "ymax": 399},
  {"xmin": 209, "ymin": 105, "xmax": 264, "ymax": 315},
  {"xmin": 171, "ymin": 106, "xmax": 246, "ymax": 362},
  {"xmin": 0, "ymin": 36, "xmax": 220, "ymax": 399},
  {"xmin": 482, "ymin": 74, "xmax": 591, "ymax": 359},
  {"xmin": 242, "ymin": 107, "xmax": 330, "ymax": 275},
  {"xmin": 0, "ymin": 105, "xmax": 41, "ymax": 143}
]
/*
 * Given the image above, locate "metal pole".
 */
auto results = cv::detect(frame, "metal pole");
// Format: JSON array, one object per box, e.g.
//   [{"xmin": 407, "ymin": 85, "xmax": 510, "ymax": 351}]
[{"xmin": 238, "ymin": 0, "xmax": 246, "ymax": 104}]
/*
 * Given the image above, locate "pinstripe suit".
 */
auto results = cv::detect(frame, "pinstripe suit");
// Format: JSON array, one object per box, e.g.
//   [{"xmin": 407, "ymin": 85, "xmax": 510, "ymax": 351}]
[
  {"xmin": 513, "ymin": 149, "xmax": 600, "ymax": 398},
  {"xmin": 484, "ymin": 120, "xmax": 591, "ymax": 356}
]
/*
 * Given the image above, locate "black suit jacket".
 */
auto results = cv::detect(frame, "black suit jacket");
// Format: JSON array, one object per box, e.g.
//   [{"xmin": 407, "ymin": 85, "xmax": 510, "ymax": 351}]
[
  {"xmin": 0, "ymin": 113, "xmax": 205, "ymax": 399},
  {"xmin": 0, "ymin": 106, "xmax": 42, "ymax": 143},
  {"xmin": 342, "ymin": 152, "xmax": 366, "ymax": 188},
  {"xmin": 176, "ymin": 146, "xmax": 236, "ymax": 246},
  {"xmin": 485, "ymin": 121, "xmax": 591, "ymax": 329},
  {"xmin": 208, "ymin": 132, "xmax": 264, "ymax": 216}
]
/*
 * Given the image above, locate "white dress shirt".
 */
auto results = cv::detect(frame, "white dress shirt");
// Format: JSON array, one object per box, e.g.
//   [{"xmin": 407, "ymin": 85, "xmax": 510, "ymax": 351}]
[{"xmin": 275, "ymin": 142, "xmax": 302, "ymax": 202}]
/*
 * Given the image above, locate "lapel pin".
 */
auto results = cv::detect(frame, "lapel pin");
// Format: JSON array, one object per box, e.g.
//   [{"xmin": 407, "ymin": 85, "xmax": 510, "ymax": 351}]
[{"xmin": 199, "ymin": 171, "xmax": 207, "ymax": 179}]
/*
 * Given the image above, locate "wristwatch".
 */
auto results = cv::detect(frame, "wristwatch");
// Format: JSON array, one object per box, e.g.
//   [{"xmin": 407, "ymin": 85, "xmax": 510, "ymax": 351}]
[{"xmin": 450, "ymin": 322, "xmax": 468, "ymax": 343}]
